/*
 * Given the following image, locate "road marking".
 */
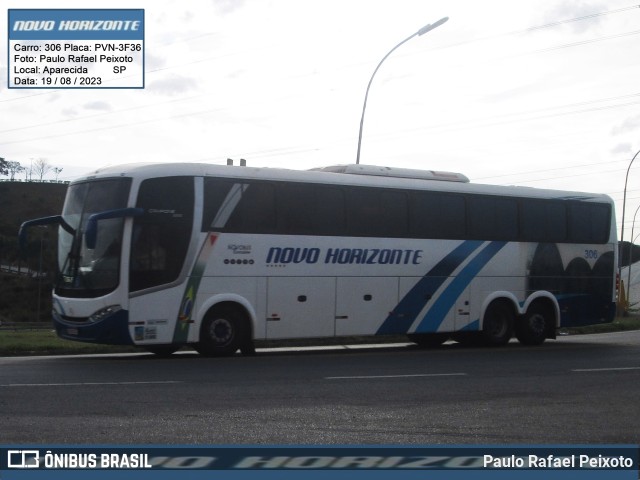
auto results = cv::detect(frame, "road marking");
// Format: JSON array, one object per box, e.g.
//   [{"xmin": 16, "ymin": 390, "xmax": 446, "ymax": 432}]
[
  {"xmin": 1, "ymin": 381, "xmax": 183, "ymax": 387},
  {"xmin": 572, "ymin": 367, "xmax": 640, "ymax": 373},
  {"xmin": 325, "ymin": 373, "xmax": 467, "ymax": 380}
]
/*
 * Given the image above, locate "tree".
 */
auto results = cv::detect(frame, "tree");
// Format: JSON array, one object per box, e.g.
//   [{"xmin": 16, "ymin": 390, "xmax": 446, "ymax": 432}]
[
  {"xmin": 32, "ymin": 157, "xmax": 51, "ymax": 182},
  {"xmin": 0, "ymin": 157, "xmax": 7, "ymax": 176},
  {"xmin": 7, "ymin": 161, "xmax": 24, "ymax": 181},
  {"xmin": 53, "ymin": 167, "xmax": 63, "ymax": 182},
  {"xmin": 23, "ymin": 163, "xmax": 32, "ymax": 181}
]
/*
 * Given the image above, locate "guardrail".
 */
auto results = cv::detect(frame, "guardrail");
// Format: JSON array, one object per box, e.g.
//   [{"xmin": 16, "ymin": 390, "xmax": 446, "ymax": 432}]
[
  {"xmin": 0, "ymin": 264, "xmax": 48, "ymax": 278},
  {"xmin": 0, "ymin": 179, "xmax": 69, "ymax": 184}
]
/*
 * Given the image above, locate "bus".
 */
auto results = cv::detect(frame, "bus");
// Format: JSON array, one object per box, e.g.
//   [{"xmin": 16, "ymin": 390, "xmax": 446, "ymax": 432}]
[{"xmin": 20, "ymin": 162, "xmax": 617, "ymax": 356}]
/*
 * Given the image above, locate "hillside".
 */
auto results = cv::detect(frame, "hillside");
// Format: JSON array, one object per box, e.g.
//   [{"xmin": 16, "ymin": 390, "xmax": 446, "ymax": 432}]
[
  {"xmin": 0, "ymin": 181, "xmax": 67, "ymax": 263},
  {"xmin": 0, "ymin": 181, "xmax": 67, "ymax": 323},
  {"xmin": 0, "ymin": 181, "xmax": 67, "ymax": 235}
]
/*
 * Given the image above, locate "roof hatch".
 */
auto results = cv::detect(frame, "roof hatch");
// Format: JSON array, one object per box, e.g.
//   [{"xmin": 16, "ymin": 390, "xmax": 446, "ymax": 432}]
[{"xmin": 310, "ymin": 164, "xmax": 469, "ymax": 183}]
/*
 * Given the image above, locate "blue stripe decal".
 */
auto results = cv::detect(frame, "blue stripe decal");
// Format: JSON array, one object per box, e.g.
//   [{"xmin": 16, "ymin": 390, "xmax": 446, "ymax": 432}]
[
  {"xmin": 460, "ymin": 319, "xmax": 480, "ymax": 331},
  {"xmin": 415, "ymin": 241, "xmax": 507, "ymax": 333},
  {"xmin": 376, "ymin": 240, "xmax": 483, "ymax": 335}
]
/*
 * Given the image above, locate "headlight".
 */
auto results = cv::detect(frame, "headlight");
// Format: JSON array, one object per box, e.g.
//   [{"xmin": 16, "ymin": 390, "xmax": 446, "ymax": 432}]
[{"xmin": 88, "ymin": 305, "xmax": 122, "ymax": 323}]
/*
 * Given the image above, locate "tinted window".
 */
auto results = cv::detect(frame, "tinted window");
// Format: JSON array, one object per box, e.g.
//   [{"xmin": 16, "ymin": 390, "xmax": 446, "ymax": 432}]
[
  {"xmin": 130, "ymin": 177, "xmax": 194, "ymax": 292},
  {"xmin": 203, "ymin": 179, "xmax": 276, "ymax": 233},
  {"xmin": 278, "ymin": 183, "xmax": 345, "ymax": 235},
  {"xmin": 203, "ymin": 177, "xmax": 612, "ymax": 243},
  {"xmin": 410, "ymin": 192, "xmax": 466, "ymax": 239},
  {"xmin": 568, "ymin": 203, "xmax": 610, "ymax": 243},
  {"xmin": 521, "ymin": 200, "xmax": 567, "ymax": 242},
  {"xmin": 346, "ymin": 188, "xmax": 408, "ymax": 237},
  {"xmin": 202, "ymin": 179, "xmax": 234, "ymax": 230},
  {"xmin": 225, "ymin": 182, "xmax": 276, "ymax": 233},
  {"xmin": 468, "ymin": 196, "xmax": 518, "ymax": 240}
]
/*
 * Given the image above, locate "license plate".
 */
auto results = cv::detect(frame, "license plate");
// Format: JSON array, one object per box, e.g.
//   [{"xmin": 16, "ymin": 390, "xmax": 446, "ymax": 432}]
[{"xmin": 66, "ymin": 328, "xmax": 79, "ymax": 336}]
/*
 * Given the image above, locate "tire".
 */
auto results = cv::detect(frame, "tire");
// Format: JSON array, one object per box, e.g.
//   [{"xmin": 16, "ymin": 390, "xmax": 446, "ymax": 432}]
[
  {"xmin": 516, "ymin": 303, "xmax": 552, "ymax": 346},
  {"xmin": 145, "ymin": 345, "xmax": 180, "ymax": 357},
  {"xmin": 482, "ymin": 301, "xmax": 514, "ymax": 346},
  {"xmin": 195, "ymin": 306, "xmax": 247, "ymax": 357},
  {"xmin": 407, "ymin": 333, "xmax": 449, "ymax": 348}
]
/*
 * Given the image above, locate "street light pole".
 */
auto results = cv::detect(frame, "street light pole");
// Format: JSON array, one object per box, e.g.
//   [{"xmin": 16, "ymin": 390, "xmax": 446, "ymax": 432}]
[
  {"xmin": 355, "ymin": 17, "xmax": 449, "ymax": 165},
  {"xmin": 627, "ymin": 203, "xmax": 640, "ymax": 307},
  {"xmin": 619, "ymin": 148, "xmax": 640, "ymax": 312},
  {"xmin": 620, "ymin": 150, "xmax": 640, "ymax": 265}
]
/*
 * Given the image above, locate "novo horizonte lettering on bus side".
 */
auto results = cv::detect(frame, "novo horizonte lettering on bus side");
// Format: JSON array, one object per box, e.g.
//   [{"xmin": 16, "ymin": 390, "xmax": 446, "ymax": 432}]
[{"xmin": 266, "ymin": 247, "xmax": 424, "ymax": 265}]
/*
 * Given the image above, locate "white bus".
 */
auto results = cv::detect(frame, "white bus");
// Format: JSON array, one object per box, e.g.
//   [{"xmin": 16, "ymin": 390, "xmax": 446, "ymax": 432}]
[{"xmin": 20, "ymin": 162, "xmax": 617, "ymax": 356}]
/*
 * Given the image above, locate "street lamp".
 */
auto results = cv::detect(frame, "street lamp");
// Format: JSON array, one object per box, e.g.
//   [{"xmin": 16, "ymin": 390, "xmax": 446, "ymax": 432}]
[
  {"xmin": 619, "ymin": 149, "xmax": 640, "ymax": 269},
  {"xmin": 355, "ymin": 17, "xmax": 449, "ymax": 165},
  {"xmin": 627, "ymin": 202, "xmax": 640, "ymax": 306},
  {"xmin": 618, "ymin": 148, "xmax": 640, "ymax": 313}
]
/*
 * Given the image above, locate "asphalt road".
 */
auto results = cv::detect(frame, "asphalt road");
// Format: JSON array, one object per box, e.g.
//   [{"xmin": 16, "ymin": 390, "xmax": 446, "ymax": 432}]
[{"xmin": 1, "ymin": 331, "xmax": 639, "ymax": 445}]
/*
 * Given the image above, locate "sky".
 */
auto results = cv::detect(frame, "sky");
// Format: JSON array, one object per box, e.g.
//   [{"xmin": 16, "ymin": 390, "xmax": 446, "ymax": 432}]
[{"xmin": 1, "ymin": 0, "xmax": 639, "ymax": 239}]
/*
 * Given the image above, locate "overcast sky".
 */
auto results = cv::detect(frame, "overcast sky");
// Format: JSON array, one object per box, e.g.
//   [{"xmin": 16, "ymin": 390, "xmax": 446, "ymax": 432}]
[{"xmin": 1, "ymin": 0, "xmax": 639, "ymax": 237}]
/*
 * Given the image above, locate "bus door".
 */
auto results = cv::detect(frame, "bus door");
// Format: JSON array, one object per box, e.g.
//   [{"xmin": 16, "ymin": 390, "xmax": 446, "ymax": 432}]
[{"xmin": 128, "ymin": 176, "xmax": 196, "ymax": 344}]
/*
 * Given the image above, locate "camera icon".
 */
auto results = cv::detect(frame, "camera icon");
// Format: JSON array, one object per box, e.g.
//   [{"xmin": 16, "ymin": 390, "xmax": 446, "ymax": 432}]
[{"xmin": 7, "ymin": 450, "xmax": 40, "ymax": 468}]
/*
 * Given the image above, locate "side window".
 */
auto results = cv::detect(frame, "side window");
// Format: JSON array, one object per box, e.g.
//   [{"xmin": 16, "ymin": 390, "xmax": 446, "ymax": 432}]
[
  {"xmin": 278, "ymin": 183, "xmax": 345, "ymax": 235},
  {"xmin": 346, "ymin": 188, "xmax": 408, "ymax": 237},
  {"xmin": 468, "ymin": 196, "xmax": 518, "ymax": 240},
  {"xmin": 225, "ymin": 182, "xmax": 276, "ymax": 233},
  {"xmin": 130, "ymin": 177, "xmax": 194, "ymax": 292},
  {"xmin": 202, "ymin": 179, "xmax": 234, "ymax": 231},
  {"xmin": 521, "ymin": 200, "xmax": 567, "ymax": 242},
  {"xmin": 410, "ymin": 192, "xmax": 466, "ymax": 239},
  {"xmin": 568, "ymin": 203, "xmax": 610, "ymax": 244}
]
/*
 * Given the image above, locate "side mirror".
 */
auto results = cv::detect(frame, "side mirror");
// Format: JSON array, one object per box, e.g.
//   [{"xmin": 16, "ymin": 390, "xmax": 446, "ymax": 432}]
[
  {"xmin": 18, "ymin": 215, "xmax": 73, "ymax": 257},
  {"xmin": 85, "ymin": 208, "xmax": 144, "ymax": 249}
]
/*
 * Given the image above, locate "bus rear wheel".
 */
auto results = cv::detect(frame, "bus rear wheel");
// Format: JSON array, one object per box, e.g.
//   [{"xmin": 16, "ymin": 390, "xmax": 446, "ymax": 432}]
[
  {"xmin": 482, "ymin": 301, "xmax": 514, "ymax": 346},
  {"xmin": 516, "ymin": 303, "xmax": 551, "ymax": 346},
  {"xmin": 196, "ymin": 306, "xmax": 247, "ymax": 357}
]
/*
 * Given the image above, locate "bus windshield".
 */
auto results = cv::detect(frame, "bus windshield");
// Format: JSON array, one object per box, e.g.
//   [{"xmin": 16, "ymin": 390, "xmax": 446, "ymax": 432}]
[{"xmin": 56, "ymin": 178, "xmax": 131, "ymax": 298}]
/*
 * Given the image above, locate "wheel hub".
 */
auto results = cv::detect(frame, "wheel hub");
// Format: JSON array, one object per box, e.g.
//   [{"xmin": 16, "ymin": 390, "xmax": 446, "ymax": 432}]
[{"xmin": 210, "ymin": 318, "xmax": 232, "ymax": 344}]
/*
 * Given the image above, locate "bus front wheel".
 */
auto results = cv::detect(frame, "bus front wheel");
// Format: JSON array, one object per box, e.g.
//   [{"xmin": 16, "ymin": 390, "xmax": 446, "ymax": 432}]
[{"xmin": 196, "ymin": 306, "xmax": 247, "ymax": 357}]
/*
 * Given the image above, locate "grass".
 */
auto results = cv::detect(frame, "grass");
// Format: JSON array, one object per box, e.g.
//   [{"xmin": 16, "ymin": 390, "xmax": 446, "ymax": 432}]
[
  {"xmin": 0, "ymin": 328, "xmax": 140, "ymax": 356},
  {"xmin": 560, "ymin": 315, "xmax": 640, "ymax": 335},
  {"xmin": 1, "ymin": 316, "xmax": 639, "ymax": 357}
]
